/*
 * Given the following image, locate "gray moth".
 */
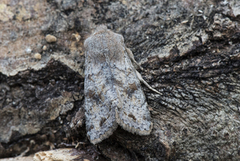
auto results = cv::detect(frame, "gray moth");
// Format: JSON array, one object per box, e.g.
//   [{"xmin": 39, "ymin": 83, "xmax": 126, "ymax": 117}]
[{"xmin": 84, "ymin": 25, "xmax": 155, "ymax": 144}]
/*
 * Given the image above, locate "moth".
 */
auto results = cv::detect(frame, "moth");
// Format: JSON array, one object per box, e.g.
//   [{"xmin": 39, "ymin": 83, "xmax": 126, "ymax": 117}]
[{"xmin": 84, "ymin": 25, "xmax": 160, "ymax": 144}]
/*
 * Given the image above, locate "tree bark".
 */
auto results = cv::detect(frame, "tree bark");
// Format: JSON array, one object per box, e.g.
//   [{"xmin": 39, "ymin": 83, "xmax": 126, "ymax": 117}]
[{"xmin": 0, "ymin": 0, "xmax": 240, "ymax": 160}]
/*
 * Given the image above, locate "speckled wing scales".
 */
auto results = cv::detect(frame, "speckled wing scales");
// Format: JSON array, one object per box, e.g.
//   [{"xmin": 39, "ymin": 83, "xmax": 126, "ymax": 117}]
[
  {"xmin": 84, "ymin": 25, "xmax": 152, "ymax": 144},
  {"xmin": 114, "ymin": 48, "xmax": 153, "ymax": 135},
  {"xmin": 84, "ymin": 29, "xmax": 118, "ymax": 144}
]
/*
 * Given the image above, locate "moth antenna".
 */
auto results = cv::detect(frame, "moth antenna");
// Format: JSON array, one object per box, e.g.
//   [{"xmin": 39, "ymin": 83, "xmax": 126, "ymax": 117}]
[
  {"xmin": 126, "ymin": 48, "xmax": 144, "ymax": 71},
  {"xmin": 126, "ymin": 47, "xmax": 162, "ymax": 95},
  {"xmin": 136, "ymin": 71, "xmax": 162, "ymax": 95}
]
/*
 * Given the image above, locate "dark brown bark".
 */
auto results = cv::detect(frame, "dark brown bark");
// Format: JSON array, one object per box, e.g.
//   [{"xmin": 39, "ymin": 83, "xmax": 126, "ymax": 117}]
[{"xmin": 0, "ymin": 0, "xmax": 240, "ymax": 160}]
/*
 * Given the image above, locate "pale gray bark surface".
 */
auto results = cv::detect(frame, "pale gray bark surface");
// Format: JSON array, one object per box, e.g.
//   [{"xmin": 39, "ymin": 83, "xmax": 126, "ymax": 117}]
[{"xmin": 0, "ymin": 0, "xmax": 240, "ymax": 160}]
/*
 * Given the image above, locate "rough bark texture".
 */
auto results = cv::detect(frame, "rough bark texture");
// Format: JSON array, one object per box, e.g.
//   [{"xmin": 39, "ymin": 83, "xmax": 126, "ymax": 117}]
[{"xmin": 0, "ymin": 0, "xmax": 240, "ymax": 160}]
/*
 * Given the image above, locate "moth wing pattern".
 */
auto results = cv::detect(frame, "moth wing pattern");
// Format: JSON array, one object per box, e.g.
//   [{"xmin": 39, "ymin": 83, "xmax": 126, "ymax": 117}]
[
  {"xmin": 114, "ymin": 48, "xmax": 153, "ymax": 135},
  {"xmin": 84, "ymin": 27, "xmax": 118, "ymax": 145},
  {"xmin": 84, "ymin": 25, "xmax": 152, "ymax": 144}
]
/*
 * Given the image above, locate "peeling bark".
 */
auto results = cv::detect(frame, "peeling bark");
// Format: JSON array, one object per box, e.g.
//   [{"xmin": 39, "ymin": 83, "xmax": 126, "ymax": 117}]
[{"xmin": 0, "ymin": 0, "xmax": 240, "ymax": 160}]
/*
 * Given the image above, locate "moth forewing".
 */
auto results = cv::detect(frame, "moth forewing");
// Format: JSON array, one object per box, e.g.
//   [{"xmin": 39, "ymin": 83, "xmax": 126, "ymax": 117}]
[{"xmin": 84, "ymin": 25, "xmax": 152, "ymax": 144}]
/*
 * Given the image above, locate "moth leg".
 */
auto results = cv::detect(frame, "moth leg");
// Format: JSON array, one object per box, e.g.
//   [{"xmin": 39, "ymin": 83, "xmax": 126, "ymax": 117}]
[
  {"xmin": 126, "ymin": 48, "xmax": 144, "ymax": 71},
  {"xmin": 136, "ymin": 70, "xmax": 162, "ymax": 95}
]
